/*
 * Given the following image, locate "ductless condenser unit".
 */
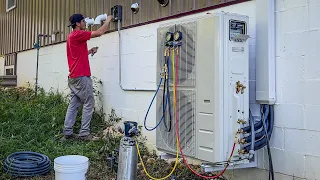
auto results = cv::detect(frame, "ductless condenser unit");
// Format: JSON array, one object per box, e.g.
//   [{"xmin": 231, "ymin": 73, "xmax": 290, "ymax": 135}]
[{"xmin": 156, "ymin": 12, "xmax": 252, "ymax": 168}]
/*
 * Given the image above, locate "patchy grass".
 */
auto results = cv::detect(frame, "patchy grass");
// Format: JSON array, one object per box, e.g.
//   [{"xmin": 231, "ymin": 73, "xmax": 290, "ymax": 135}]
[
  {"xmin": 0, "ymin": 85, "xmax": 116, "ymax": 180},
  {"xmin": 0, "ymin": 84, "xmax": 227, "ymax": 180}
]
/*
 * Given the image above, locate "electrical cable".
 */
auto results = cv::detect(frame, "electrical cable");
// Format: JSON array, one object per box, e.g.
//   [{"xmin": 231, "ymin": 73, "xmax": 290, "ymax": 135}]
[
  {"xmin": 173, "ymin": 46, "xmax": 236, "ymax": 179},
  {"xmin": 262, "ymin": 105, "xmax": 274, "ymax": 180},
  {"xmin": 3, "ymin": 151, "xmax": 51, "ymax": 177}
]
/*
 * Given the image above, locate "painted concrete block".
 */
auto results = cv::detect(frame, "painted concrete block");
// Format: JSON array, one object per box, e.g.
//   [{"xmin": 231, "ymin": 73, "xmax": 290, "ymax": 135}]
[
  {"xmin": 276, "ymin": 12, "xmax": 286, "ymax": 58},
  {"xmin": 280, "ymin": 81, "xmax": 305, "ymax": 104},
  {"xmin": 304, "ymin": 55, "xmax": 320, "ymax": 80},
  {"xmin": 309, "ymin": 0, "xmax": 320, "ymax": 5},
  {"xmin": 264, "ymin": 148, "xmax": 305, "ymax": 178},
  {"xmin": 283, "ymin": 0, "xmax": 308, "ymax": 9},
  {"xmin": 276, "ymin": 56, "xmax": 305, "ymax": 82},
  {"xmin": 274, "ymin": 104, "xmax": 304, "ymax": 129},
  {"xmin": 305, "ymin": 155, "xmax": 320, "ymax": 179},
  {"xmin": 284, "ymin": 32, "xmax": 309, "ymax": 57},
  {"xmin": 305, "ymin": 105, "xmax": 320, "ymax": 131},
  {"xmin": 308, "ymin": 30, "xmax": 320, "ymax": 56},
  {"xmin": 282, "ymin": 6, "xmax": 308, "ymax": 33},
  {"xmin": 285, "ymin": 129, "xmax": 320, "ymax": 157},
  {"xmin": 304, "ymin": 80, "xmax": 320, "ymax": 105},
  {"xmin": 309, "ymin": 5, "xmax": 320, "ymax": 29},
  {"xmin": 270, "ymin": 127, "xmax": 285, "ymax": 150},
  {"xmin": 304, "ymin": 130, "xmax": 320, "ymax": 157},
  {"xmin": 284, "ymin": 129, "xmax": 308, "ymax": 154}
]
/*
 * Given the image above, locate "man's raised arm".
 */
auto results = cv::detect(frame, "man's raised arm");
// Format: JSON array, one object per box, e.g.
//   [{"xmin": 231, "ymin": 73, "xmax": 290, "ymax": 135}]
[{"xmin": 91, "ymin": 15, "xmax": 113, "ymax": 38}]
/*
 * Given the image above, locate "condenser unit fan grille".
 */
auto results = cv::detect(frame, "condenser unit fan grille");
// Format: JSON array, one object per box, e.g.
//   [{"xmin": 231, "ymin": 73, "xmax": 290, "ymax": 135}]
[
  {"xmin": 156, "ymin": 22, "xmax": 196, "ymax": 88},
  {"xmin": 156, "ymin": 89, "xmax": 196, "ymax": 157}
]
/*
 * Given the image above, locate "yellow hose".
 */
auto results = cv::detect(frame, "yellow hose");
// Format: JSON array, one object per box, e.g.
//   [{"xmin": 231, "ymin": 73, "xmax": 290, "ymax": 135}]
[
  {"xmin": 135, "ymin": 136, "xmax": 179, "ymax": 180},
  {"xmin": 135, "ymin": 48, "xmax": 179, "ymax": 180},
  {"xmin": 171, "ymin": 48, "xmax": 176, "ymax": 112}
]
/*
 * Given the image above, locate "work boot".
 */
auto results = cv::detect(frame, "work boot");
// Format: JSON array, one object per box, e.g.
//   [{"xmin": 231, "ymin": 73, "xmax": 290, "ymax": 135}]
[
  {"xmin": 78, "ymin": 134, "xmax": 100, "ymax": 141},
  {"xmin": 60, "ymin": 133, "xmax": 78, "ymax": 141}
]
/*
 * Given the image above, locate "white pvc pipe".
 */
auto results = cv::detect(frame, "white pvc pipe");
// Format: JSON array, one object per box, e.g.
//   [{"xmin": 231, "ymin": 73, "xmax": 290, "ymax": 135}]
[
  {"xmin": 85, "ymin": 17, "xmax": 94, "ymax": 28},
  {"xmin": 94, "ymin": 14, "xmax": 107, "ymax": 25}
]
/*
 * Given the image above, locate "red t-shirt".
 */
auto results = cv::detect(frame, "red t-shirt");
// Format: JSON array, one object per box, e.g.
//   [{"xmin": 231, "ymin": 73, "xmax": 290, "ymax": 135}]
[{"xmin": 66, "ymin": 30, "xmax": 92, "ymax": 78}]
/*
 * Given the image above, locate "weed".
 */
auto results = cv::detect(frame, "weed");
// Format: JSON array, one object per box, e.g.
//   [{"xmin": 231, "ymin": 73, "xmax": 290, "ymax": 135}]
[{"xmin": 0, "ymin": 79, "xmax": 112, "ymax": 180}]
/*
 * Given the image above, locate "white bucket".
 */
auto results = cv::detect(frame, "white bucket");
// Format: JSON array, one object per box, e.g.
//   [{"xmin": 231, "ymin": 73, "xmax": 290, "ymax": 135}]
[{"xmin": 54, "ymin": 155, "xmax": 89, "ymax": 180}]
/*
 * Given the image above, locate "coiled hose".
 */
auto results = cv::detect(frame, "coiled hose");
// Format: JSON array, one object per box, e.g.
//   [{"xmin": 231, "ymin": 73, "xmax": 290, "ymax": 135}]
[{"xmin": 3, "ymin": 151, "xmax": 51, "ymax": 177}]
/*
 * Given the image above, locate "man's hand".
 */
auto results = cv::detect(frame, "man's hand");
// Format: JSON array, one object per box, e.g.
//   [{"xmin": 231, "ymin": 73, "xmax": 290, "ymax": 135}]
[
  {"xmin": 89, "ymin": 47, "xmax": 99, "ymax": 56},
  {"xmin": 106, "ymin": 15, "xmax": 113, "ymax": 22},
  {"xmin": 90, "ymin": 15, "xmax": 114, "ymax": 38}
]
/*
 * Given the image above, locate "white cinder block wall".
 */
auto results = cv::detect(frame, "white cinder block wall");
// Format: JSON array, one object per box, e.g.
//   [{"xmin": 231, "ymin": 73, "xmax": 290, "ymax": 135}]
[{"xmin": 14, "ymin": 0, "xmax": 319, "ymax": 179}]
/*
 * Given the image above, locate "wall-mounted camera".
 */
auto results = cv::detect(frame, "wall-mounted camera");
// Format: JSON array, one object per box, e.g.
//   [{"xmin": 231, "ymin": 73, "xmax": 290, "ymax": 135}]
[
  {"xmin": 131, "ymin": 3, "xmax": 139, "ymax": 14},
  {"xmin": 157, "ymin": 0, "xmax": 169, "ymax": 7}
]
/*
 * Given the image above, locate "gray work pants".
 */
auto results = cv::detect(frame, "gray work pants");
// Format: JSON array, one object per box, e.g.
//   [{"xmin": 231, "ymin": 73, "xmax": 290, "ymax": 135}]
[{"xmin": 63, "ymin": 76, "xmax": 95, "ymax": 136}]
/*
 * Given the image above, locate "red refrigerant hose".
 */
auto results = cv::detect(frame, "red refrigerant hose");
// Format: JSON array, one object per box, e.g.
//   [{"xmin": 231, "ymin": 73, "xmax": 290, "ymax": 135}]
[{"xmin": 174, "ymin": 47, "xmax": 237, "ymax": 179}]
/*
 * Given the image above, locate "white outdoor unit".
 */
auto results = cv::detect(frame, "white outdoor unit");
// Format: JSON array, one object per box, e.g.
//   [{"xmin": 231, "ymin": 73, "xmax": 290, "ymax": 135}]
[{"xmin": 156, "ymin": 12, "xmax": 252, "ymax": 167}]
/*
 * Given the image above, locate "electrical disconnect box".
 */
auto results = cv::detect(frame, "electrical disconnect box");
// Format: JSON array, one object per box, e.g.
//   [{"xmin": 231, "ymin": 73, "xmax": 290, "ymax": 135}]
[
  {"xmin": 156, "ymin": 12, "xmax": 251, "ymax": 168},
  {"xmin": 111, "ymin": 5, "xmax": 122, "ymax": 22}
]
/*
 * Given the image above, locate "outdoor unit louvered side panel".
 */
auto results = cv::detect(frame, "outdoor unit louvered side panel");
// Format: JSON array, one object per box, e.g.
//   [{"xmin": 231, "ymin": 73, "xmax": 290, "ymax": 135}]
[
  {"xmin": 174, "ymin": 23, "xmax": 196, "ymax": 87},
  {"xmin": 156, "ymin": 22, "xmax": 197, "ymax": 157}
]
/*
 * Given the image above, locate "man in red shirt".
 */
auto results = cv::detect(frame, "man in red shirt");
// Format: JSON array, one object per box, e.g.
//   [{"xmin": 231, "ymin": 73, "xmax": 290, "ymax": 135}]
[{"xmin": 63, "ymin": 13, "xmax": 113, "ymax": 141}]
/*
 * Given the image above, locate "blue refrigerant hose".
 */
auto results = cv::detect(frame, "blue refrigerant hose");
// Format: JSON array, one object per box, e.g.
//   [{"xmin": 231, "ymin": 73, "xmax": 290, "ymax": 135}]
[
  {"xmin": 144, "ymin": 77, "xmax": 172, "ymax": 131},
  {"xmin": 3, "ymin": 151, "xmax": 51, "ymax": 177},
  {"xmin": 144, "ymin": 55, "xmax": 172, "ymax": 132}
]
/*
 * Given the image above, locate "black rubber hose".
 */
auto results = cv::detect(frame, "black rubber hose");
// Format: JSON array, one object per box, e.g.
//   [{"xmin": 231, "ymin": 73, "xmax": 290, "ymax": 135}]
[
  {"xmin": 264, "ymin": 105, "xmax": 275, "ymax": 180},
  {"xmin": 3, "ymin": 151, "xmax": 51, "ymax": 177}
]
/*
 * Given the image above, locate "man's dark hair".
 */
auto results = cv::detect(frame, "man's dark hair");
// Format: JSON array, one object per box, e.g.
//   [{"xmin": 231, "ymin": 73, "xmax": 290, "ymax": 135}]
[{"xmin": 68, "ymin": 14, "xmax": 84, "ymax": 29}]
